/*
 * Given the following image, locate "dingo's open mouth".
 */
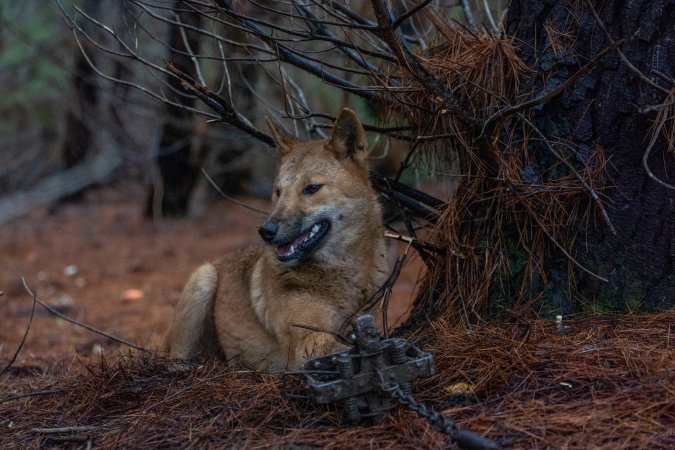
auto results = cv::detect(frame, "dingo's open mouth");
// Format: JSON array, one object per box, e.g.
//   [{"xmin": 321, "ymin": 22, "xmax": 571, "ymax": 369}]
[{"xmin": 276, "ymin": 220, "xmax": 330, "ymax": 262}]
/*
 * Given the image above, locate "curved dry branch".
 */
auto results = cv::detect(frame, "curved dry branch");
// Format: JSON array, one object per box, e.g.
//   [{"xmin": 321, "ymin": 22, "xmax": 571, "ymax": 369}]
[
  {"xmin": 0, "ymin": 283, "xmax": 36, "ymax": 377},
  {"xmin": 166, "ymin": 63, "xmax": 275, "ymax": 145},
  {"xmin": 582, "ymin": 0, "xmax": 671, "ymax": 95},
  {"xmin": 518, "ymin": 113, "xmax": 617, "ymax": 235},
  {"xmin": 482, "ymin": 38, "xmax": 626, "ymax": 135},
  {"xmin": 21, "ymin": 279, "xmax": 149, "ymax": 352},
  {"xmin": 209, "ymin": 0, "xmax": 377, "ymax": 100},
  {"xmin": 370, "ymin": 0, "xmax": 479, "ymax": 127},
  {"xmin": 643, "ymin": 111, "xmax": 675, "ymax": 191}
]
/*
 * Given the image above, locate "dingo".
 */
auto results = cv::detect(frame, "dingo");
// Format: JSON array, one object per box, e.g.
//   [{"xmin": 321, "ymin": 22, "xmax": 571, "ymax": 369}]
[{"xmin": 165, "ymin": 108, "xmax": 388, "ymax": 371}]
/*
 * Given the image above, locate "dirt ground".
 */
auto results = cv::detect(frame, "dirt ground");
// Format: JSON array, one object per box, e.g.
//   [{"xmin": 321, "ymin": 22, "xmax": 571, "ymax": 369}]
[{"xmin": 0, "ymin": 187, "xmax": 421, "ymax": 369}]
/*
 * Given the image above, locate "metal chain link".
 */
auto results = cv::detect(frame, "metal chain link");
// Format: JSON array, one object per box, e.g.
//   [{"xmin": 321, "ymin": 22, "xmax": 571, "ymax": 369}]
[{"xmin": 381, "ymin": 382, "xmax": 500, "ymax": 450}]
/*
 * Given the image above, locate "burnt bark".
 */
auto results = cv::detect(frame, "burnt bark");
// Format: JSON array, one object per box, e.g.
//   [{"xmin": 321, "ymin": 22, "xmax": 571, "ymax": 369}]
[{"xmin": 506, "ymin": 0, "xmax": 674, "ymax": 311}]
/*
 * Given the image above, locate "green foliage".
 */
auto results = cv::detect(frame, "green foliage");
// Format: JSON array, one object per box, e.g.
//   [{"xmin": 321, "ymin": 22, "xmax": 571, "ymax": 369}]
[{"xmin": 0, "ymin": 2, "xmax": 69, "ymax": 134}]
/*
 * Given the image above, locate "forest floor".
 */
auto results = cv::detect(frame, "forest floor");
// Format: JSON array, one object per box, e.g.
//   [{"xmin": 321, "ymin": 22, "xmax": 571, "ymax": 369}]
[{"xmin": 0, "ymin": 187, "xmax": 673, "ymax": 449}]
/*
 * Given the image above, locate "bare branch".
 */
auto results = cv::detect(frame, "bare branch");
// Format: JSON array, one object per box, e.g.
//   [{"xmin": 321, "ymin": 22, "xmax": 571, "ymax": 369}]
[
  {"xmin": 643, "ymin": 110, "xmax": 675, "ymax": 191},
  {"xmin": 0, "ymin": 280, "xmax": 37, "ymax": 377},
  {"xmin": 294, "ymin": 2, "xmax": 383, "ymax": 75},
  {"xmin": 582, "ymin": 0, "xmax": 670, "ymax": 95},
  {"xmin": 481, "ymin": 0, "xmax": 500, "ymax": 34},
  {"xmin": 176, "ymin": 11, "xmax": 207, "ymax": 87},
  {"xmin": 21, "ymin": 279, "xmax": 149, "ymax": 353},
  {"xmin": 391, "ymin": 0, "xmax": 433, "ymax": 30},
  {"xmin": 201, "ymin": 168, "xmax": 269, "ymax": 215},
  {"xmin": 483, "ymin": 38, "xmax": 626, "ymax": 134},
  {"xmin": 370, "ymin": 0, "xmax": 480, "ymax": 127},
  {"xmin": 460, "ymin": 0, "xmax": 478, "ymax": 30},
  {"xmin": 518, "ymin": 113, "xmax": 617, "ymax": 235},
  {"xmin": 166, "ymin": 63, "xmax": 275, "ymax": 145}
]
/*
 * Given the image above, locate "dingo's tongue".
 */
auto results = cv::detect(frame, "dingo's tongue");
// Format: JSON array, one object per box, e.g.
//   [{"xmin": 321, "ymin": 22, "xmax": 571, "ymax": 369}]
[{"xmin": 276, "ymin": 229, "xmax": 311, "ymax": 258}]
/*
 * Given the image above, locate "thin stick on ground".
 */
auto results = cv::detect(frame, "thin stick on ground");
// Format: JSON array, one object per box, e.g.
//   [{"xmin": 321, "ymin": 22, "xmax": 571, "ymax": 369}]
[
  {"xmin": 0, "ymin": 388, "xmax": 64, "ymax": 405},
  {"xmin": 21, "ymin": 278, "xmax": 149, "ymax": 353},
  {"xmin": 0, "ymin": 283, "xmax": 37, "ymax": 377},
  {"xmin": 31, "ymin": 426, "xmax": 97, "ymax": 434}
]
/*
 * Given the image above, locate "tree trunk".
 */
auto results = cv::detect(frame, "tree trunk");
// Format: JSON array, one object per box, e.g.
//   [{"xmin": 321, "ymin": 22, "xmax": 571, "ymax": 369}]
[
  {"xmin": 60, "ymin": 0, "xmax": 100, "ymax": 202},
  {"xmin": 505, "ymin": 0, "xmax": 674, "ymax": 312},
  {"xmin": 145, "ymin": 2, "xmax": 204, "ymax": 218}
]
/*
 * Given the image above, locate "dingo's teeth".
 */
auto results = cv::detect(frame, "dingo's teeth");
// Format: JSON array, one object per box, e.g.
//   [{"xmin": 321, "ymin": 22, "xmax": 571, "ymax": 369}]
[
  {"xmin": 308, "ymin": 223, "xmax": 321, "ymax": 240},
  {"xmin": 276, "ymin": 221, "xmax": 328, "ymax": 261}
]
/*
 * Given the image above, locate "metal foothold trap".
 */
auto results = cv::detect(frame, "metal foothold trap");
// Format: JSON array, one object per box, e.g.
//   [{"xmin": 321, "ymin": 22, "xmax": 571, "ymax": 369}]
[
  {"xmin": 288, "ymin": 315, "xmax": 500, "ymax": 450},
  {"xmin": 296, "ymin": 315, "xmax": 434, "ymax": 424}
]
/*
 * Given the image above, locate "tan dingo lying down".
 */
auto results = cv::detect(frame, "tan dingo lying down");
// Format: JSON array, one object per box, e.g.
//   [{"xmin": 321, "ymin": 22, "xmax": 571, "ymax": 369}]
[{"xmin": 164, "ymin": 109, "xmax": 389, "ymax": 371}]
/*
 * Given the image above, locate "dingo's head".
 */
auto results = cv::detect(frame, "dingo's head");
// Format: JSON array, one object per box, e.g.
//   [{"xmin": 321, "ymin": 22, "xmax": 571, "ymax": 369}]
[{"xmin": 259, "ymin": 108, "xmax": 379, "ymax": 266}]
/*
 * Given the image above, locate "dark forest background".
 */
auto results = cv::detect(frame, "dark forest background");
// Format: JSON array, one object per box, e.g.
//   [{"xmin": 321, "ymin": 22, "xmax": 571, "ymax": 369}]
[{"xmin": 1, "ymin": 0, "xmax": 673, "ymax": 325}]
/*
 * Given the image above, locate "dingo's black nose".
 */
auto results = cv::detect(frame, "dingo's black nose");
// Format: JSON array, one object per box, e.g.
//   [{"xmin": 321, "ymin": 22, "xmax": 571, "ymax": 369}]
[{"xmin": 258, "ymin": 221, "xmax": 278, "ymax": 243}]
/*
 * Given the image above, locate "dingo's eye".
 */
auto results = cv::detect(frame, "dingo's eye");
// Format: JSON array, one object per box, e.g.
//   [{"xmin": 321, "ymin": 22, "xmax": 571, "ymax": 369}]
[
  {"xmin": 274, "ymin": 188, "xmax": 281, "ymax": 197},
  {"xmin": 303, "ymin": 183, "xmax": 323, "ymax": 195}
]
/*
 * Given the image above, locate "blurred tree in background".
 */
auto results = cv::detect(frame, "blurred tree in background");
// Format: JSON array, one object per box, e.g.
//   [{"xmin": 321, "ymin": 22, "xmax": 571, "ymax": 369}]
[{"xmin": 1, "ymin": 0, "xmax": 70, "ymax": 192}]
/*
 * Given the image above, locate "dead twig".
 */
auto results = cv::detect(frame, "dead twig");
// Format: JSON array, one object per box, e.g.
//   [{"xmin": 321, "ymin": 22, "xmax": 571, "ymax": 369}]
[
  {"xmin": 460, "ymin": 0, "xmax": 478, "ymax": 30},
  {"xmin": 0, "ymin": 388, "xmax": 64, "ymax": 404},
  {"xmin": 381, "ymin": 251, "xmax": 409, "ymax": 338},
  {"xmin": 518, "ymin": 113, "xmax": 617, "ymax": 235},
  {"xmin": 0, "ymin": 282, "xmax": 37, "ymax": 377},
  {"xmin": 483, "ymin": 38, "xmax": 626, "ymax": 134},
  {"xmin": 21, "ymin": 278, "xmax": 149, "ymax": 353},
  {"xmin": 201, "ymin": 168, "xmax": 269, "ymax": 216},
  {"xmin": 391, "ymin": 0, "xmax": 433, "ymax": 29},
  {"xmin": 31, "ymin": 426, "xmax": 97, "ymax": 434},
  {"xmin": 643, "ymin": 111, "xmax": 675, "ymax": 191},
  {"xmin": 384, "ymin": 230, "xmax": 455, "ymax": 257},
  {"xmin": 166, "ymin": 62, "xmax": 276, "ymax": 146},
  {"xmin": 582, "ymin": 0, "xmax": 670, "ymax": 95}
]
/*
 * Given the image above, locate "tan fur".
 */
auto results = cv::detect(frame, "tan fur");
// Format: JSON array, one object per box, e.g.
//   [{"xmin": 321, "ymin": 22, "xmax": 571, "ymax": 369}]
[{"xmin": 165, "ymin": 109, "xmax": 389, "ymax": 371}]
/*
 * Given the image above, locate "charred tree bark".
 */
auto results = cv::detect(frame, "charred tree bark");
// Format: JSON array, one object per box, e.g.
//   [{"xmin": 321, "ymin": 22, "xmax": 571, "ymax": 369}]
[
  {"xmin": 145, "ymin": 3, "xmax": 204, "ymax": 218},
  {"xmin": 506, "ymin": 0, "xmax": 674, "ymax": 311}
]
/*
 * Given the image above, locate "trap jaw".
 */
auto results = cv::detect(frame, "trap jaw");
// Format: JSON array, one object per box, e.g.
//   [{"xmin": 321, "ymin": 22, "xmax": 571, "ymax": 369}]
[{"xmin": 298, "ymin": 315, "xmax": 434, "ymax": 424}]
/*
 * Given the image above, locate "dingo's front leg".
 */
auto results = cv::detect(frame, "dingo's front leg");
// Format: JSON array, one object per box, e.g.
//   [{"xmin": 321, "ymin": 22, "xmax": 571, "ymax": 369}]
[{"xmin": 165, "ymin": 263, "xmax": 221, "ymax": 361}]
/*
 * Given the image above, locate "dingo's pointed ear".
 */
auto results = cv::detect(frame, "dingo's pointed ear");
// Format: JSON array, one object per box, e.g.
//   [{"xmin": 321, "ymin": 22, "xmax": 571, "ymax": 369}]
[
  {"xmin": 326, "ymin": 108, "xmax": 367, "ymax": 164},
  {"xmin": 266, "ymin": 117, "xmax": 298, "ymax": 156}
]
